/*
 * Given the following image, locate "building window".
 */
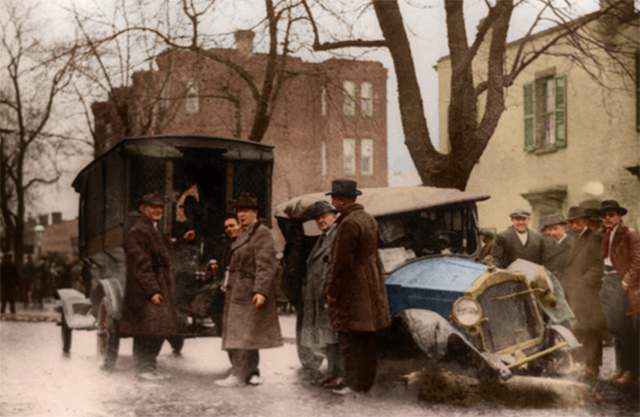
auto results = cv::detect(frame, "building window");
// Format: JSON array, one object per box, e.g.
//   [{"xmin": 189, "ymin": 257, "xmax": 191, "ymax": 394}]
[
  {"xmin": 343, "ymin": 138, "xmax": 356, "ymax": 175},
  {"xmin": 360, "ymin": 81, "xmax": 373, "ymax": 117},
  {"xmin": 361, "ymin": 139, "xmax": 373, "ymax": 175},
  {"xmin": 185, "ymin": 84, "xmax": 199, "ymax": 114},
  {"xmin": 343, "ymin": 80, "xmax": 356, "ymax": 116},
  {"xmin": 523, "ymin": 75, "xmax": 566, "ymax": 152},
  {"xmin": 321, "ymin": 141, "xmax": 327, "ymax": 176},
  {"xmin": 321, "ymin": 86, "xmax": 327, "ymax": 117}
]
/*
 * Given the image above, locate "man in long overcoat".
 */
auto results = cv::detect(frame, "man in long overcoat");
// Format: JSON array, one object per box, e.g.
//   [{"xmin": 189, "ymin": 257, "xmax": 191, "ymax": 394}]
[
  {"xmin": 217, "ymin": 192, "xmax": 282, "ymax": 387},
  {"xmin": 599, "ymin": 200, "xmax": 640, "ymax": 385},
  {"xmin": 1, "ymin": 253, "xmax": 19, "ymax": 314},
  {"xmin": 325, "ymin": 179, "xmax": 391, "ymax": 395},
  {"xmin": 120, "ymin": 193, "xmax": 177, "ymax": 380},
  {"xmin": 492, "ymin": 209, "xmax": 549, "ymax": 269},
  {"xmin": 563, "ymin": 207, "xmax": 605, "ymax": 381},
  {"xmin": 300, "ymin": 201, "xmax": 343, "ymax": 388}
]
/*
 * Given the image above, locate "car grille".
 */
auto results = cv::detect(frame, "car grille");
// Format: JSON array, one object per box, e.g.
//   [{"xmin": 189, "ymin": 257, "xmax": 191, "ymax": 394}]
[{"xmin": 477, "ymin": 280, "xmax": 541, "ymax": 353}]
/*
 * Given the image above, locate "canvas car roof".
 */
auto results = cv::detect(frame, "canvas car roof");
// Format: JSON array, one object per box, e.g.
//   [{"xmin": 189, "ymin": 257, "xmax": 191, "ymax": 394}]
[{"xmin": 275, "ymin": 186, "xmax": 490, "ymax": 220}]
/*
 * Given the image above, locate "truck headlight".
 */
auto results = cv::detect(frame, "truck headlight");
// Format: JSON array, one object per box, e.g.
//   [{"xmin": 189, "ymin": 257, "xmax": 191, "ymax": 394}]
[{"xmin": 452, "ymin": 297, "xmax": 482, "ymax": 327}]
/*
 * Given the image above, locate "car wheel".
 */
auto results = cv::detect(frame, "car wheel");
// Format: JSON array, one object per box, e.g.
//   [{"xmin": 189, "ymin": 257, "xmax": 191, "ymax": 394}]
[
  {"xmin": 167, "ymin": 336, "xmax": 185, "ymax": 354},
  {"xmin": 97, "ymin": 298, "xmax": 119, "ymax": 369},
  {"xmin": 535, "ymin": 329, "xmax": 575, "ymax": 377}
]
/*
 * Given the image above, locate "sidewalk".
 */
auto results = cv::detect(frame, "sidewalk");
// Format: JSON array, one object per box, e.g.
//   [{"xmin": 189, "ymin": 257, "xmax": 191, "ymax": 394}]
[{"xmin": 0, "ymin": 301, "xmax": 59, "ymax": 323}]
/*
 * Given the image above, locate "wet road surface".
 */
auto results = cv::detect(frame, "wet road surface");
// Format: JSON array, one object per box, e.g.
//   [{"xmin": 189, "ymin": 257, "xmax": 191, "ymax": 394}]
[{"xmin": 0, "ymin": 316, "xmax": 638, "ymax": 417}]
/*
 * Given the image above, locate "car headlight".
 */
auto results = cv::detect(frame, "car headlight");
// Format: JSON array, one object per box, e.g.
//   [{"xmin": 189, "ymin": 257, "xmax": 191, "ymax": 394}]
[{"xmin": 452, "ymin": 297, "xmax": 483, "ymax": 327}]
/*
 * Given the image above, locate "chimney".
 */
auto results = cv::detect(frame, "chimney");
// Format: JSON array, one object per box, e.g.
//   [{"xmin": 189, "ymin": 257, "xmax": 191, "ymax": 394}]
[
  {"xmin": 38, "ymin": 214, "xmax": 49, "ymax": 227},
  {"xmin": 51, "ymin": 212, "xmax": 63, "ymax": 225},
  {"xmin": 234, "ymin": 30, "xmax": 255, "ymax": 59}
]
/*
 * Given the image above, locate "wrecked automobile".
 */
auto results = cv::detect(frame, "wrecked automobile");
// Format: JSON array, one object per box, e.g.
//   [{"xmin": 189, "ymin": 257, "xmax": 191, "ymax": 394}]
[{"xmin": 276, "ymin": 186, "xmax": 579, "ymax": 380}]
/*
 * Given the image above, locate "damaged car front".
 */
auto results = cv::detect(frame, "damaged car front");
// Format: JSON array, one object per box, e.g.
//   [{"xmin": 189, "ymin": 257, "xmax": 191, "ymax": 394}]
[{"xmin": 277, "ymin": 186, "xmax": 579, "ymax": 380}]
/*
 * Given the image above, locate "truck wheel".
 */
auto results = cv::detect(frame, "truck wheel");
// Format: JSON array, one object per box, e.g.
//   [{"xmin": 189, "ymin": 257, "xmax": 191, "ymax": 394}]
[
  {"xmin": 97, "ymin": 298, "xmax": 120, "ymax": 369},
  {"xmin": 61, "ymin": 314, "xmax": 72, "ymax": 353}
]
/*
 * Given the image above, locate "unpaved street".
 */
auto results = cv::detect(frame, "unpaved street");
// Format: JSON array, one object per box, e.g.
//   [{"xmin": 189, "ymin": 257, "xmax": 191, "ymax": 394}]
[{"xmin": 0, "ymin": 315, "xmax": 637, "ymax": 417}]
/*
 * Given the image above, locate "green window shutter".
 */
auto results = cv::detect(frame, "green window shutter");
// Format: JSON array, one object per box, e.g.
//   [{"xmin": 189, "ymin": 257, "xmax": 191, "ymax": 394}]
[
  {"xmin": 523, "ymin": 82, "xmax": 534, "ymax": 152},
  {"xmin": 636, "ymin": 49, "xmax": 640, "ymax": 132},
  {"xmin": 555, "ymin": 75, "xmax": 567, "ymax": 148}
]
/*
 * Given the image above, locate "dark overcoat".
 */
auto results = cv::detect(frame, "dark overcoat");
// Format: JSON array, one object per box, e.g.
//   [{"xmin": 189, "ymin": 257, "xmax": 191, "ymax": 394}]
[
  {"xmin": 545, "ymin": 234, "xmax": 575, "ymax": 279},
  {"xmin": 1, "ymin": 259, "xmax": 19, "ymax": 296},
  {"xmin": 222, "ymin": 222, "xmax": 283, "ymax": 350},
  {"xmin": 300, "ymin": 224, "xmax": 338, "ymax": 351},
  {"xmin": 326, "ymin": 204, "xmax": 391, "ymax": 333},
  {"xmin": 492, "ymin": 227, "xmax": 548, "ymax": 268},
  {"xmin": 562, "ymin": 228, "xmax": 606, "ymax": 331},
  {"xmin": 120, "ymin": 216, "xmax": 177, "ymax": 337},
  {"xmin": 605, "ymin": 224, "xmax": 640, "ymax": 315}
]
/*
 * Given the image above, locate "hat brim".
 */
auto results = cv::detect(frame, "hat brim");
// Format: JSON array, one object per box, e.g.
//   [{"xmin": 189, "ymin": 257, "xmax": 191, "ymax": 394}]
[
  {"xmin": 325, "ymin": 190, "xmax": 363, "ymax": 197},
  {"xmin": 600, "ymin": 207, "xmax": 627, "ymax": 216},
  {"xmin": 306, "ymin": 208, "xmax": 337, "ymax": 221},
  {"xmin": 139, "ymin": 200, "xmax": 164, "ymax": 207}
]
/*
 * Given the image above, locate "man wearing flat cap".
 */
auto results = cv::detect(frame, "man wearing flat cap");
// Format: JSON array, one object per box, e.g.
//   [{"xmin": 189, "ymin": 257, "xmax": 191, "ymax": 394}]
[
  {"xmin": 598, "ymin": 200, "xmax": 640, "ymax": 385},
  {"xmin": 120, "ymin": 192, "xmax": 177, "ymax": 380},
  {"xmin": 299, "ymin": 200, "xmax": 344, "ymax": 389},
  {"xmin": 325, "ymin": 179, "xmax": 391, "ymax": 395},
  {"xmin": 539, "ymin": 214, "xmax": 574, "ymax": 280},
  {"xmin": 492, "ymin": 209, "xmax": 549, "ymax": 269},
  {"xmin": 217, "ymin": 192, "xmax": 283, "ymax": 387},
  {"xmin": 563, "ymin": 206, "xmax": 605, "ymax": 381}
]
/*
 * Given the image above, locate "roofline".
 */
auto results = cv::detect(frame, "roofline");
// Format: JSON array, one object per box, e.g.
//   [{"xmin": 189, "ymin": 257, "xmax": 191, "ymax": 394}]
[
  {"xmin": 72, "ymin": 134, "xmax": 273, "ymax": 190},
  {"xmin": 437, "ymin": 10, "xmax": 639, "ymax": 65}
]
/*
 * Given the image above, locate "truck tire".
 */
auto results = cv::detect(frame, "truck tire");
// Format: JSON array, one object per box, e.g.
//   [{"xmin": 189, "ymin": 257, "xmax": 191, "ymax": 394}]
[{"xmin": 97, "ymin": 298, "xmax": 120, "ymax": 370}]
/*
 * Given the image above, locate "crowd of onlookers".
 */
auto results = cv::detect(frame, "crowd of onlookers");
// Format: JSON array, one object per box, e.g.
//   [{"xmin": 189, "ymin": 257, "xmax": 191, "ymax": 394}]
[
  {"xmin": 481, "ymin": 199, "xmax": 639, "ymax": 386},
  {"xmin": 0, "ymin": 253, "xmax": 78, "ymax": 314}
]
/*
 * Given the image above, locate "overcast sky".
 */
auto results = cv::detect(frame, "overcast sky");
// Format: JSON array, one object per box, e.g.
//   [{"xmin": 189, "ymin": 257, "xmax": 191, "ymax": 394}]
[{"xmin": 29, "ymin": 0, "xmax": 603, "ymax": 220}]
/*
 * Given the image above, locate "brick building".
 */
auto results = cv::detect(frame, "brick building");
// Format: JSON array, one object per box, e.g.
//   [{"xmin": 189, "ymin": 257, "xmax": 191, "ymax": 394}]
[{"xmin": 92, "ymin": 31, "xmax": 388, "ymax": 212}]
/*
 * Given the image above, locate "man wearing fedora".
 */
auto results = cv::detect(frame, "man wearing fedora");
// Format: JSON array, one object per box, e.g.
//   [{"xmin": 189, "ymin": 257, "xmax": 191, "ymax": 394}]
[
  {"xmin": 564, "ymin": 206, "xmax": 606, "ymax": 381},
  {"xmin": 217, "ymin": 192, "xmax": 283, "ymax": 387},
  {"xmin": 539, "ymin": 213, "xmax": 574, "ymax": 280},
  {"xmin": 299, "ymin": 200, "xmax": 344, "ymax": 389},
  {"xmin": 599, "ymin": 200, "xmax": 640, "ymax": 385},
  {"xmin": 120, "ymin": 192, "xmax": 177, "ymax": 380},
  {"xmin": 492, "ymin": 209, "xmax": 549, "ymax": 269},
  {"xmin": 325, "ymin": 179, "xmax": 391, "ymax": 395}
]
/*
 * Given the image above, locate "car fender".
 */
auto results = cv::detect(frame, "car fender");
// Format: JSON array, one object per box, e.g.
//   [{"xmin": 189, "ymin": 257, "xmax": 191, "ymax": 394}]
[
  {"xmin": 399, "ymin": 308, "xmax": 512, "ymax": 380},
  {"xmin": 57, "ymin": 288, "xmax": 95, "ymax": 329},
  {"xmin": 548, "ymin": 324, "xmax": 581, "ymax": 350}
]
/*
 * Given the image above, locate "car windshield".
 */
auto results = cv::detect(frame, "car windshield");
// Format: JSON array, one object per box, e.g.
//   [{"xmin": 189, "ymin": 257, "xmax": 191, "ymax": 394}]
[{"xmin": 377, "ymin": 203, "xmax": 479, "ymax": 263}]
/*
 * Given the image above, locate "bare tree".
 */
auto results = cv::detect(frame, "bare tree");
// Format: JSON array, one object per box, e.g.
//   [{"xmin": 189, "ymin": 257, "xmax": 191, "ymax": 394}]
[
  {"xmin": 0, "ymin": 0, "xmax": 78, "ymax": 263},
  {"xmin": 303, "ymin": 0, "xmax": 639, "ymax": 189},
  {"xmin": 70, "ymin": 0, "xmax": 311, "ymax": 144}
]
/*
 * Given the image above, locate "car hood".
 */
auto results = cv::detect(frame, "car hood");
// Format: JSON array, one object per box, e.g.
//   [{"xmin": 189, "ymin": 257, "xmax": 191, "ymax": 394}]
[{"xmin": 385, "ymin": 256, "xmax": 487, "ymax": 317}]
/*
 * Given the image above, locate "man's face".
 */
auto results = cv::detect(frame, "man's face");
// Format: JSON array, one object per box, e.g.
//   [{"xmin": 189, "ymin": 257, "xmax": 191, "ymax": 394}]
[
  {"xmin": 601, "ymin": 210, "xmax": 622, "ymax": 229},
  {"xmin": 568, "ymin": 218, "xmax": 588, "ymax": 234},
  {"xmin": 542, "ymin": 227, "xmax": 553, "ymax": 238},
  {"xmin": 331, "ymin": 196, "xmax": 355, "ymax": 213},
  {"xmin": 224, "ymin": 218, "xmax": 241, "ymax": 239},
  {"xmin": 314, "ymin": 212, "xmax": 336, "ymax": 232},
  {"xmin": 237, "ymin": 208, "xmax": 258, "ymax": 227},
  {"xmin": 140, "ymin": 204, "xmax": 164, "ymax": 222},
  {"xmin": 548, "ymin": 224, "xmax": 566, "ymax": 242},
  {"xmin": 511, "ymin": 216, "xmax": 529, "ymax": 233}
]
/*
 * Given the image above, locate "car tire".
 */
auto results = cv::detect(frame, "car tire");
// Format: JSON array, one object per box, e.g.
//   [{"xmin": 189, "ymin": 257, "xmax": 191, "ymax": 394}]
[
  {"xmin": 61, "ymin": 314, "xmax": 72, "ymax": 354},
  {"xmin": 97, "ymin": 298, "xmax": 119, "ymax": 369},
  {"xmin": 532, "ymin": 328, "xmax": 575, "ymax": 377},
  {"xmin": 167, "ymin": 336, "xmax": 185, "ymax": 354}
]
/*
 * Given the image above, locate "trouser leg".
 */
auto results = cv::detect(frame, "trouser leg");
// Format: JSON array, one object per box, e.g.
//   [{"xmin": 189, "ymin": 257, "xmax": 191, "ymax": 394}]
[
  {"xmin": 133, "ymin": 336, "xmax": 164, "ymax": 373},
  {"xmin": 619, "ymin": 314, "xmax": 639, "ymax": 378},
  {"xmin": 575, "ymin": 329, "xmax": 603, "ymax": 373},
  {"xmin": 339, "ymin": 331, "xmax": 378, "ymax": 392},
  {"xmin": 600, "ymin": 275, "xmax": 627, "ymax": 373},
  {"xmin": 326, "ymin": 343, "xmax": 344, "ymax": 378},
  {"xmin": 229, "ymin": 349, "xmax": 260, "ymax": 381},
  {"xmin": 1, "ymin": 297, "xmax": 6, "ymax": 313}
]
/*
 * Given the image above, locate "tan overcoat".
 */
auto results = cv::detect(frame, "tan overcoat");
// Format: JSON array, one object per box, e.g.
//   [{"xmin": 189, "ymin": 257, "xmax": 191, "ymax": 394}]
[
  {"xmin": 326, "ymin": 204, "xmax": 391, "ymax": 333},
  {"xmin": 120, "ymin": 216, "xmax": 177, "ymax": 337},
  {"xmin": 222, "ymin": 222, "xmax": 283, "ymax": 350}
]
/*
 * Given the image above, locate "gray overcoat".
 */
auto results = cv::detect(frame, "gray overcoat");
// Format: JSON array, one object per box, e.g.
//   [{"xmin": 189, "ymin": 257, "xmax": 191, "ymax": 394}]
[
  {"xmin": 222, "ymin": 222, "xmax": 283, "ymax": 350},
  {"xmin": 492, "ymin": 227, "xmax": 548, "ymax": 268},
  {"xmin": 120, "ymin": 216, "xmax": 178, "ymax": 337},
  {"xmin": 300, "ymin": 224, "xmax": 338, "ymax": 352},
  {"xmin": 545, "ymin": 234, "xmax": 575, "ymax": 279},
  {"xmin": 562, "ymin": 229, "xmax": 606, "ymax": 331}
]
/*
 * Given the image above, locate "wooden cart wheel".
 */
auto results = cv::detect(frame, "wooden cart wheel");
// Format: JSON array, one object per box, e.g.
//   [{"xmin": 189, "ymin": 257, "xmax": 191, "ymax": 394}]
[{"xmin": 97, "ymin": 298, "xmax": 120, "ymax": 369}]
